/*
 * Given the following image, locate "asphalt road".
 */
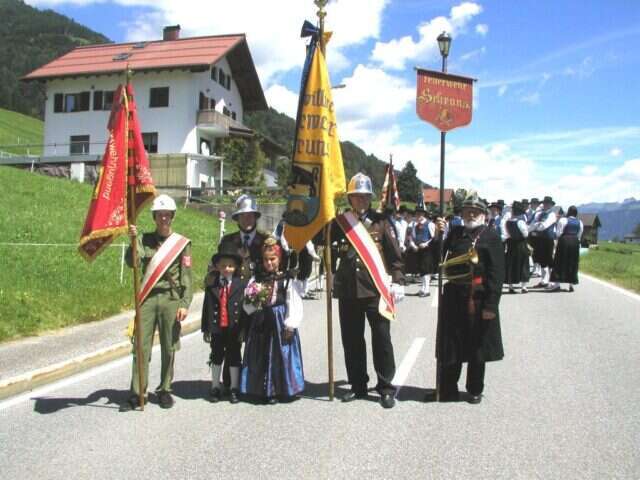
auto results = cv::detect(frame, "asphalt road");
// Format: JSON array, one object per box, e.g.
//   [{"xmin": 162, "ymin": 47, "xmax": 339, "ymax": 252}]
[{"xmin": 1, "ymin": 274, "xmax": 639, "ymax": 479}]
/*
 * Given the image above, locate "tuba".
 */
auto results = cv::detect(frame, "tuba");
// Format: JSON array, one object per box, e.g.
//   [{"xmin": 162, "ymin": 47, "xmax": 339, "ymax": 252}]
[{"xmin": 439, "ymin": 247, "xmax": 479, "ymax": 281}]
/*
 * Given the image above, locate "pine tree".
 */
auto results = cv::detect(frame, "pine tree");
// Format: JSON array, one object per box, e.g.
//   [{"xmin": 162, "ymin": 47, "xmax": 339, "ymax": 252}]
[{"xmin": 396, "ymin": 161, "xmax": 422, "ymax": 202}]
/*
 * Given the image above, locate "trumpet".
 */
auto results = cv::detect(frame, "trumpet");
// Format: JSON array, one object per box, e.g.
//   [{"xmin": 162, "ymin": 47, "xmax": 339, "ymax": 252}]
[{"xmin": 439, "ymin": 247, "xmax": 479, "ymax": 281}]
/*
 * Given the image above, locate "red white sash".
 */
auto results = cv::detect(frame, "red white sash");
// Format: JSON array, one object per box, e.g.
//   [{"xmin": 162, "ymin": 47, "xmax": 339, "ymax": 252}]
[
  {"xmin": 336, "ymin": 211, "xmax": 395, "ymax": 321},
  {"xmin": 138, "ymin": 233, "xmax": 190, "ymax": 304}
]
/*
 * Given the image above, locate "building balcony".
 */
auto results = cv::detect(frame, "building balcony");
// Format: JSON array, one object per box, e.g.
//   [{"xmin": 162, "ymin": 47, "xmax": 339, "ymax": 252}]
[{"xmin": 196, "ymin": 109, "xmax": 253, "ymax": 137}]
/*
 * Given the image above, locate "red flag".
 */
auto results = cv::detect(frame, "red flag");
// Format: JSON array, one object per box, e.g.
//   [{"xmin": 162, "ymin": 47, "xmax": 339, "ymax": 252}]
[
  {"xmin": 379, "ymin": 155, "xmax": 400, "ymax": 212},
  {"xmin": 78, "ymin": 83, "xmax": 155, "ymax": 261}
]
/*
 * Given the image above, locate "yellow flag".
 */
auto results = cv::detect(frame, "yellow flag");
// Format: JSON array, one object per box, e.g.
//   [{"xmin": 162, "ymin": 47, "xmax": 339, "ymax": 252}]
[{"xmin": 284, "ymin": 37, "xmax": 346, "ymax": 251}]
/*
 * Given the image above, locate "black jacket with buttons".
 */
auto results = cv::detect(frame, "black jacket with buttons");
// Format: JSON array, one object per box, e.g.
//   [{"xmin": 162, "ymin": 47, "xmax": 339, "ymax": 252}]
[
  {"xmin": 201, "ymin": 274, "xmax": 247, "ymax": 335},
  {"xmin": 332, "ymin": 209, "xmax": 404, "ymax": 299}
]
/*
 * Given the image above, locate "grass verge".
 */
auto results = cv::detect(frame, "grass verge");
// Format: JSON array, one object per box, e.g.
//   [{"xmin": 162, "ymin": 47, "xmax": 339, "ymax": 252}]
[{"xmin": 581, "ymin": 242, "xmax": 640, "ymax": 293}]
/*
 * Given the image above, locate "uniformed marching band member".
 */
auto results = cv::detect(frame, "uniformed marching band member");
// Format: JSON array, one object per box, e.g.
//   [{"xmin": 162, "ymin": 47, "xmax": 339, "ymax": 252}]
[
  {"xmin": 332, "ymin": 173, "xmax": 405, "ymax": 409},
  {"xmin": 393, "ymin": 205, "xmax": 409, "ymax": 254},
  {"xmin": 121, "ymin": 194, "xmax": 193, "ymax": 411},
  {"xmin": 548, "ymin": 205, "xmax": 583, "ymax": 292},
  {"xmin": 409, "ymin": 205, "xmax": 436, "ymax": 297},
  {"xmin": 217, "ymin": 194, "xmax": 270, "ymax": 282},
  {"xmin": 529, "ymin": 196, "xmax": 557, "ymax": 288},
  {"xmin": 502, "ymin": 200, "xmax": 530, "ymax": 293},
  {"xmin": 488, "ymin": 200, "xmax": 505, "ymax": 237},
  {"xmin": 432, "ymin": 192, "xmax": 505, "ymax": 404},
  {"xmin": 526, "ymin": 197, "xmax": 542, "ymax": 277}
]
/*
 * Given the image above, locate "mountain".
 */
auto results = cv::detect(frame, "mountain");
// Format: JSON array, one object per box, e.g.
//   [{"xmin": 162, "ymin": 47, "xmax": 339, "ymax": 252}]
[
  {"xmin": 577, "ymin": 198, "xmax": 640, "ymax": 241},
  {"xmin": 0, "ymin": 0, "xmax": 110, "ymax": 118}
]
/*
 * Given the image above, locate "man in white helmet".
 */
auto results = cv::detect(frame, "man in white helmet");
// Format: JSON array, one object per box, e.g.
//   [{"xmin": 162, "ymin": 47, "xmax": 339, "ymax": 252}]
[
  {"xmin": 332, "ymin": 173, "xmax": 405, "ymax": 409},
  {"xmin": 120, "ymin": 194, "xmax": 193, "ymax": 411}
]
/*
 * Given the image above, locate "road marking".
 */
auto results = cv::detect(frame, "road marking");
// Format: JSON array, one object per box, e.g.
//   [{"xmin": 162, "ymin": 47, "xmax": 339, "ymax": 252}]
[
  {"xmin": 0, "ymin": 329, "xmax": 202, "ymax": 412},
  {"xmin": 580, "ymin": 273, "xmax": 640, "ymax": 303},
  {"xmin": 392, "ymin": 337, "xmax": 426, "ymax": 389}
]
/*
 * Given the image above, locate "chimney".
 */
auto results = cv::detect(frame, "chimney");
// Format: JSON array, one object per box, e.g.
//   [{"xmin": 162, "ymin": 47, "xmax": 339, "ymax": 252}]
[{"xmin": 163, "ymin": 25, "xmax": 181, "ymax": 41}]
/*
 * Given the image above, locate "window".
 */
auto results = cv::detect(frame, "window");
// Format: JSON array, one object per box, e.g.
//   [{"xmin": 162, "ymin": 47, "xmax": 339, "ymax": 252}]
[
  {"xmin": 223, "ymin": 106, "xmax": 230, "ymax": 117},
  {"xmin": 199, "ymin": 92, "xmax": 208, "ymax": 110},
  {"xmin": 209, "ymin": 97, "xmax": 216, "ymax": 109},
  {"xmin": 93, "ymin": 90, "xmax": 115, "ymax": 111},
  {"xmin": 149, "ymin": 87, "xmax": 169, "ymax": 108},
  {"xmin": 210, "ymin": 66, "xmax": 217, "ymax": 82},
  {"xmin": 60, "ymin": 92, "xmax": 90, "ymax": 113},
  {"xmin": 142, "ymin": 132, "xmax": 158, "ymax": 153},
  {"xmin": 199, "ymin": 138, "xmax": 211, "ymax": 156},
  {"xmin": 70, "ymin": 135, "xmax": 90, "ymax": 155},
  {"xmin": 218, "ymin": 70, "xmax": 227, "ymax": 89},
  {"xmin": 226, "ymin": 75, "xmax": 231, "ymax": 90},
  {"xmin": 231, "ymin": 111, "xmax": 236, "ymax": 121}
]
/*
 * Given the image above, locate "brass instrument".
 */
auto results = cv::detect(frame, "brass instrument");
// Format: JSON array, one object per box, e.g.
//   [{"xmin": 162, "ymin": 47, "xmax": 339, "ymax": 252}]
[{"xmin": 439, "ymin": 247, "xmax": 479, "ymax": 281}]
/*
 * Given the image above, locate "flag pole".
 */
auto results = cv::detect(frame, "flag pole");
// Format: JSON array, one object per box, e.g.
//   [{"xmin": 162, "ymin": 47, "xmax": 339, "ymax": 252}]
[
  {"xmin": 315, "ymin": 0, "xmax": 334, "ymax": 401},
  {"xmin": 125, "ymin": 68, "xmax": 146, "ymax": 411}
]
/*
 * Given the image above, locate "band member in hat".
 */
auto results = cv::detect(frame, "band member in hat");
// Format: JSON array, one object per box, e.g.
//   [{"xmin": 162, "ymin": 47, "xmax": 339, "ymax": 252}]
[
  {"xmin": 526, "ymin": 197, "xmax": 542, "ymax": 277},
  {"xmin": 333, "ymin": 173, "xmax": 404, "ymax": 409},
  {"xmin": 502, "ymin": 201, "xmax": 530, "ymax": 293},
  {"xmin": 432, "ymin": 191, "xmax": 504, "ymax": 404},
  {"xmin": 409, "ymin": 205, "xmax": 436, "ymax": 297},
  {"xmin": 548, "ymin": 205, "xmax": 583, "ymax": 292},
  {"xmin": 529, "ymin": 196, "xmax": 557, "ymax": 288},
  {"xmin": 121, "ymin": 194, "xmax": 193, "ymax": 411}
]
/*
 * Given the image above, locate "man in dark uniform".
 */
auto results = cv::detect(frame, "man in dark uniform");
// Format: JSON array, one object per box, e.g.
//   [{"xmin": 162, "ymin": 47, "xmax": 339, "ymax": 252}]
[
  {"xmin": 433, "ymin": 192, "xmax": 504, "ymax": 404},
  {"xmin": 333, "ymin": 173, "xmax": 405, "ymax": 409}
]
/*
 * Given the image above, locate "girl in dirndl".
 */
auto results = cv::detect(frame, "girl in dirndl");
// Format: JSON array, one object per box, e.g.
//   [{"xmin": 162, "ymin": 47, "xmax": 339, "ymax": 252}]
[{"xmin": 240, "ymin": 237, "xmax": 305, "ymax": 404}]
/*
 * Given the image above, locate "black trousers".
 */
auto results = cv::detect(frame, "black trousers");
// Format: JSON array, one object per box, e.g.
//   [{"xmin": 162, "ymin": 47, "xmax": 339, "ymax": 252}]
[
  {"xmin": 210, "ymin": 329, "xmax": 242, "ymax": 367},
  {"xmin": 440, "ymin": 361, "xmax": 486, "ymax": 396},
  {"xmin": 338, "ymin": 297, "xmax": 396, "ymax": 395}
]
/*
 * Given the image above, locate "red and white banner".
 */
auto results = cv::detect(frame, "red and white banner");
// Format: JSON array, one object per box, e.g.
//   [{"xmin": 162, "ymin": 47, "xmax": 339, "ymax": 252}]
[
  {"xmin": 78, "ymin": 83, "xmax": 155, "ymax": 261},
  {"xmin": 335, "ymin": 211, "xmax": 395, "ymax": 321},
  {"xmin": 416, "ymin": 69, "xmax": 474, "ymax": 132},
  {"xmin": 138, "ymin": 233, "xmax": 190, "ymax": 304}
]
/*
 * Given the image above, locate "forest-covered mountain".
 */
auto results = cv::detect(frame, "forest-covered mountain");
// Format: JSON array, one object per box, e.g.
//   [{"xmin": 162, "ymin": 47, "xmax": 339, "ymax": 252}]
[{"xmin": 0, "ymin": 0, "xmax": 110, "ymax": 118}]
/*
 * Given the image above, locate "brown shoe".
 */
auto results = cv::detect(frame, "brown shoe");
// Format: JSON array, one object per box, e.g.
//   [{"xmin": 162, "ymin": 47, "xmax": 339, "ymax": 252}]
[{"xmin": 158, "ymin": 391, "xmax": 174, "ymax": 409}]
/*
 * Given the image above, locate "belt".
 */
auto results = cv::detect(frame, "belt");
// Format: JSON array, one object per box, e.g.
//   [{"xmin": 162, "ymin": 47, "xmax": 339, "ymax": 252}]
[{"xmin": 150, "ymin": 287, "xmax": 173, "ymax": 294}]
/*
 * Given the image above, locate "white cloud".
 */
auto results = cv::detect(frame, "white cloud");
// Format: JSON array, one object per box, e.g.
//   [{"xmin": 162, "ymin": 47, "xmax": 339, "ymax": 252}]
[
  {"xmin": 610, "ymin": 147, "xmax": 623, "ymax": 157},
  {"xmin": 520, "ymin": 92, "xmax": 540, "ymax": 105},
  {"xmin": 497, "ymin": 85, "xmax": 508, "ymax": 96},
  {"xmin": 460, "ymin": 46, "xmax": 486, "ymax": 62},
  {"xmin": 371, "ymin": 1, "xmax": 483, "ymax": 70},
  {"xmin": 475, "ymin": 23, "xmax": 488, "ymax": 36},
  {"xmin": 264, "ymin": 84, "xmax": 299, "ymax": 119},
  {"xmin": 581, "ymin": 165, "xmax": 598, "ymax": 175}
]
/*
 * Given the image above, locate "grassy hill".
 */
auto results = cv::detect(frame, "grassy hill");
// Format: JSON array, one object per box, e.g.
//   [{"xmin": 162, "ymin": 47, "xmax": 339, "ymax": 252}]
[
  {"xmin": 0, "ymin": 108, "xmax": 43, "ymax": 155},
  {"xmin": 0, "ymin": 166, "xmax": 222, "ymax": 342}
]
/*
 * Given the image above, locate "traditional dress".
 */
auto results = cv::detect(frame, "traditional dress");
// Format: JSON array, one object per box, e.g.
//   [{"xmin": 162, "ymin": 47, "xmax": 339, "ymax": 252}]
[
  {"xmin": 410, "ymin": 219, "xmax": 436, "ymax": 296},
  {"xmin": 550, "ymin": 216, "xmax": 583, "ymax": 287},
  {"xmin": 529, "ymin": 208, "xmax": 557, "ymax": 285},
  {"xmin": 502, "ymin": 214, "xmax": 530, "ymax": 291},
  {"xmin": 241, "ymin": 273, "xmax": 304, "ymax": 399}
]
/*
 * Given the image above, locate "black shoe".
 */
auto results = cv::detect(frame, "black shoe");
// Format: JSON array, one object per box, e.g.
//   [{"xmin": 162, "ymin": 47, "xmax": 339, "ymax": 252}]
[
  {"xmin": 467, "ymin": 393, "xmax": 482, "ymax": 404},
  {"xmin": 569, "ymin": 285, "xmax": 574, "ymax": 292},
  {"xmin": 229, "ymin": 389, "xmax": 240, "ymax": 404},
  {"xmin": 380, "ymin": 393, "xmax": 395, "ymax": 409},
  {"xmin": 158, "ymin": 391, "xmax": 174, "ymax": 409},
  {"xmin": 508, "ymin": 288, "xmax": 516, "ymax": 294},
  {"xmin": 119, "ymin": 394, "xmax": 147, "ymax": 412},
  {"xmin": 209, "ymin": 387, "xmax": 222, "ymax": 403},
  {"xmin": 266, "ymin": 397, "xmax": 278, "ymax": 405},
  {"xmin": 341, "ymin": 390, "xmax": 367, "ymax": 403}
]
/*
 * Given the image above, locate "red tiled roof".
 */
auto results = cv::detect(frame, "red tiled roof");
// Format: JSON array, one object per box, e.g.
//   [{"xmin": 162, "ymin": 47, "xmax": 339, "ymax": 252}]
[
  {"xmin": 23, "ymin": 35, "xmax": 244, "ymax": 80},
  {"xmin": 423, "ymin": 188, "xmax": 454, "ymax": 204}
]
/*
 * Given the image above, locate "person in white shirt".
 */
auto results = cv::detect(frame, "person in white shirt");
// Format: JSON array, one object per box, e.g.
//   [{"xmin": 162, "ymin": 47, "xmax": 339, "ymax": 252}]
[
  {"xmin": 528, "ymin": 196, "xmax": 557, "ymax": 288},
  {"xmin": 502, "ymin": 201, "xmax": 530, "ymax": 293},
  {"xmin": 547, "ymin": 205, "xmax": 584, "ymax": 292}
]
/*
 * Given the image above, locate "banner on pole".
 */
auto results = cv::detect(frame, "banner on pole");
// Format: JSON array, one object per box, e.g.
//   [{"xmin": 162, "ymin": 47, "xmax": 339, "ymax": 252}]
[
  {"xmin": 379, "ymin": 156, "xmax": 400, "ymax": 212},
  {"xmin": 78, "ymin": 83, "xmax": 155, "ymax": 261},
  {"xmin": 284, "ymin": 22, "xmax": 346, "ymax": 252},
  {"xmin": 416, "ymin": 69, "xmax": 475, "ymax": 132}
]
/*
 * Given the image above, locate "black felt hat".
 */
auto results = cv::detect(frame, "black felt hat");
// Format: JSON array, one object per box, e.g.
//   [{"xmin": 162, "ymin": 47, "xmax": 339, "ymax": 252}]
[
  {"xmin": 542, "ymin": 195, "xmax": 555, "ymax": 205},
  {"xmin": 211, "ymin": 242, "xmax": 242, "ymax": 267}
]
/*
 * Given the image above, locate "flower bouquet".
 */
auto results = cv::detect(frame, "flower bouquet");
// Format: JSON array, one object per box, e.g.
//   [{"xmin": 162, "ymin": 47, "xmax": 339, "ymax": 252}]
[{"xmin": 244, "ymin": 281, "xmax": 271, "ymax": 310}]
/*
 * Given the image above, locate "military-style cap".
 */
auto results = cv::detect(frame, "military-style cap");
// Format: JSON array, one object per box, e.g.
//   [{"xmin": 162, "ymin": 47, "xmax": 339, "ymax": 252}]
[
  {"xmin": 232, "ymin": 194, "xmax": 261, "ymax": 220},
  {"xmin": 462, "ymin": 191, "xmax": 488, "ymax": 213},
  {"xmin": 151, "ymin": 194, "xmax": 177, "ymax": 212}
]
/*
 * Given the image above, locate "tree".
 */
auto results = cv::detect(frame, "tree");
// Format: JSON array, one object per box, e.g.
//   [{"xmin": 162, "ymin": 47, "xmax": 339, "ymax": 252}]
[
  {"xmin": 275, "ymin": 155, "xmax": 291, "ymax": 190},
  {"xmin": 453, "ymin": 188, "xmax": 468, "ymax": 212},
  {"xmin": 396, "ymin": 161, "xmax": 422, "ymax": 202},
  {"xmin": 633, "ymin": 223, "xmax": 640, "ymax": 236},
  {"xmin": 226, "ymin": 137, "xmax": 267, "ymax": 188}
]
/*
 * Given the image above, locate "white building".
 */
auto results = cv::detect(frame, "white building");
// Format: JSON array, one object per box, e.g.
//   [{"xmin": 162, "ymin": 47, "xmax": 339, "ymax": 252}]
[{"xmin": 21, "ymin": 25, "xmax": 269, "ymax": 194}]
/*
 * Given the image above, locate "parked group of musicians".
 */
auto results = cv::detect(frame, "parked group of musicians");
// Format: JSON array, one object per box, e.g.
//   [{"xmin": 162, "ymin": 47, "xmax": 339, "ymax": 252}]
[{"xmin": 120, "ymin": 174, "xmax": 582, "ymax": 412}]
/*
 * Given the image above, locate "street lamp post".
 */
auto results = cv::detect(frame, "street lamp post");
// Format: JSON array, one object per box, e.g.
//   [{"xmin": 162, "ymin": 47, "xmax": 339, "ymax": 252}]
[{"xmin": 435, "ymin": 31, "xmax": 451, "ymax": 402}]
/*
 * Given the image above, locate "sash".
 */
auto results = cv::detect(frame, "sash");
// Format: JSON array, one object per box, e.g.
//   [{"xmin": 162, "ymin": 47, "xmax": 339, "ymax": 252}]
[
  {"xmin": 336, "ymin": 211, "xmax": 395, "ymax": 321},
  {"xmin": 138, "ymin": 232, "xmax": 190, "ymax": 304}
]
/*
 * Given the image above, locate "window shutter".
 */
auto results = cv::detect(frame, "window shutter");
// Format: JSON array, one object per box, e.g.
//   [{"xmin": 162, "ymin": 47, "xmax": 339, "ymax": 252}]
[
  {"xmin": 54, "ymin": 94, "xmax": 63, "ymax": 113},
  {"xmin": 93, "ymin": 91, "xmax": 103, "ymax": 110},
  {"xmin": 80, "ymin": 91, "xmax": 91, "ymax": 111}
]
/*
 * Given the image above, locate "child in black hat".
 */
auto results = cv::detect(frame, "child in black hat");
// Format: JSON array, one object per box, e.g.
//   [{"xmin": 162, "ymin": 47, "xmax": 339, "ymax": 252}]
[{"xmin": 201, "ymin": 243, "xmax": 247, "ymax": 403}]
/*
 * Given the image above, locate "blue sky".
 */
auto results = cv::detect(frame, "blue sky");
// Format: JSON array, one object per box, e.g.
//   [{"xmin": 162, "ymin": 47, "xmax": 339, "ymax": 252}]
[{"xmin": 27, "ymin": 0, "xmax": 640, "ymax": 205}]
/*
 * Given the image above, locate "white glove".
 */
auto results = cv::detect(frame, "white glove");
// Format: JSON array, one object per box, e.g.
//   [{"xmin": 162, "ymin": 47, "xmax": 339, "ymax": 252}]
[
  {"xmin": 311, "ymin": 254, "xmax": 321, "ymax": 262},
  {"xmin": 419, "ymin": 242, "xmax": 429, "ymax": 249},
  {"xmin": 391, "ymin": 283, "xmax": 405, "ymax": 303}
]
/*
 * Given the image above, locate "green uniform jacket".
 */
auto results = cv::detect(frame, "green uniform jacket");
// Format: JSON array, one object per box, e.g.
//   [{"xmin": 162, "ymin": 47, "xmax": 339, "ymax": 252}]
[{"xmin": 125, "ymin": 232, "xmax": 193, "ymax": 309}]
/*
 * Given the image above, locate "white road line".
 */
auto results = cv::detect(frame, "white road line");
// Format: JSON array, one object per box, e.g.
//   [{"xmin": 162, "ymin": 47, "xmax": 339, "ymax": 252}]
[
  {"xmin": 0, "ymin": 330, "xmax": 202, "ymax": 412},
  {"xmin": 580, "ymin": 273, "xmax": 640, "ymax": 303},
  {"xmin": 392, "ymin": 337, "xmax": 426, "ymax": 389}
]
